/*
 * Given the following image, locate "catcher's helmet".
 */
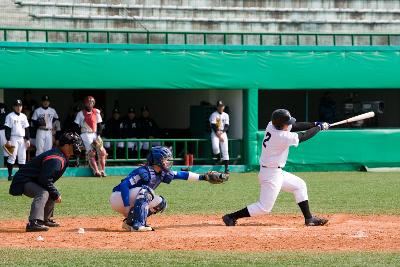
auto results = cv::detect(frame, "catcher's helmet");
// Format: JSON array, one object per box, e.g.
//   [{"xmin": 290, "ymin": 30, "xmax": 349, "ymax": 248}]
[
  {"xmin": 59, "ymin": 132, "xmax": 83, "ymax": 156},
  {"xmin": 84, "ymin": 96, "xmax": 95, "ymax": 107},
  {"xmin": 271, "ymin": 109, "xmax": 296, "ymax": 130},
  {"xmin": 147, "ymin": 146, "xmax": 173, "ymax": 171}
]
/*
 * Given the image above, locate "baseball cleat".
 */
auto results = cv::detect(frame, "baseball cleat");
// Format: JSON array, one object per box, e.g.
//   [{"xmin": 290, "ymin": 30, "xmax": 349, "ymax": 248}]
[
  {"xmin": 43, "ymin": 219, "xmax": 60, "ymax": 227},
  {"xmin": 7, "ymin": 176, "xmax": 13, "ymax": 181},
  {"xmin": 305, "ymin": 216, "xmax": 328, "ymax": 226},
  {"xmin": 26, "ymin": 220, "xmax": 49, "ymax": 232},
  {"xmin": 100, "ymin": 171, "xmax": 107, "ymax": 177},
  {"xmin": 222, "ymin": 214, "xmax": 237, "ymax": 226}
]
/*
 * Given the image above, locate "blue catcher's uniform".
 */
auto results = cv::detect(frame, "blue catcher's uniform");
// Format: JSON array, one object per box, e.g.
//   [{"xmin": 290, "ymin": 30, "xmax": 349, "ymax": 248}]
[
  {"xmin": 113, "ymin": 166, "xmax": 194, "ymax": 207},
  {"xmin": 112, "ymin": 166, "xmax": 200, "ymax": 207}
]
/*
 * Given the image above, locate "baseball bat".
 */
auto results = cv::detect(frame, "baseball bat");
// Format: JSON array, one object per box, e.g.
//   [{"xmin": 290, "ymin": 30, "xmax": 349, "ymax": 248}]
[{"xmin": 330, "ymin": 111, "xmax": 375, "ymax": 127}]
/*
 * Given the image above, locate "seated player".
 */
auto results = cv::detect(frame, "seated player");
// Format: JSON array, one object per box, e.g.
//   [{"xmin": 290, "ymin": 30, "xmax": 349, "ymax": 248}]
[
  {"xmin": 9, "ymin": 132, "xmax": 83, "ymax": 232},
  {"xmin": 109, "ymin": 146, "xmax": 228, "ymax": 232},
  {"xmin": 222, "ymin": 109, "xmax": 329, "ymax": 227}
]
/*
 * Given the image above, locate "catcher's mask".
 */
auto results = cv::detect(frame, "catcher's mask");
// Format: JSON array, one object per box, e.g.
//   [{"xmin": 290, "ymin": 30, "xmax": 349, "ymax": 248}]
[
  {"xmin": 84, "ymin": 96, "xmax": 95, "ymax": 110},
  {"xmin": 59, "ymin": 132, "xmax": 83, "ymax": 156},
  {"xmin": 147, "ymin": 146, "xmax": 173, "ymax": 171}
]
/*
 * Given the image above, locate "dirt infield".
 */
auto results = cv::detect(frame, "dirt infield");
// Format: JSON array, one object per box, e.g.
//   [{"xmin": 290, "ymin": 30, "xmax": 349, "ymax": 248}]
[{"xmin": 0, "ymin": 214, "xmax": 399, "ymax": 252}]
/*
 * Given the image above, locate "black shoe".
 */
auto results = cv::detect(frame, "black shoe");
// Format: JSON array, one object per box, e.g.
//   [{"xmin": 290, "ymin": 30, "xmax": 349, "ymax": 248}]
[
  {"xmin": 222, "ymin": 214, "xmax": 237, "ymax": 226},
  {"xmin": 7, "ymin": 176, "xmax": 13, "ymax": 181},
  {"xmin": 26, "ymin": 220, "xmax": 49, "ymax": 232},
  {"xmin": 305, "ymin": 216, "xmax": 328, "ymax": 226},
  {"xmin": 225, "ymin": 169, "xmax": 230, "ymax": 174},
  {"xmin": 43, "ymin": 219, "xmax": 60, "ymax": 227}
]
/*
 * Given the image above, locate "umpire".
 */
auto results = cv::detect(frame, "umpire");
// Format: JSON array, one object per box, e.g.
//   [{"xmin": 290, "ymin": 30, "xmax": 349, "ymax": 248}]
[{"xmin": 9, "ymin": 132, "xmax": 82, "ymax": 232}]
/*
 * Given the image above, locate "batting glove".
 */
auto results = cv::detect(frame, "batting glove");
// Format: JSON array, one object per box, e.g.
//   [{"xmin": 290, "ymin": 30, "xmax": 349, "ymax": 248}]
[{"xmin": 315, "ymin": 122, "xmax": 330, "ymax": 131}]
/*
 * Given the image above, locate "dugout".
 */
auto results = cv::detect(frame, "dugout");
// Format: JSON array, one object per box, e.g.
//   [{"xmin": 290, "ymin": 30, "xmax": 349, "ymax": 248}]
[{"xmin": 1, "ymin": 42, "xmax": 400, "ymax": 174}]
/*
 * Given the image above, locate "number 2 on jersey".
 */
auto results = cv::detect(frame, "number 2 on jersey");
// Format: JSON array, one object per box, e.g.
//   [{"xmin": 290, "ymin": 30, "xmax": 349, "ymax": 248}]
[{"xmin": 263, "ymin": 132, "xmax": 272, "ymax": 148}]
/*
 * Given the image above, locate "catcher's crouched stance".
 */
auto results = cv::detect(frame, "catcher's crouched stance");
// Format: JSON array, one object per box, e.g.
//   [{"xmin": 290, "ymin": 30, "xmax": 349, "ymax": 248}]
[
  {"xmin": 109, "ymin": 146, "xmax": 228, "ymax": 232},
  {"xmin": 9, "ymin": 132, "xmax": 83, "ymax": 232}
]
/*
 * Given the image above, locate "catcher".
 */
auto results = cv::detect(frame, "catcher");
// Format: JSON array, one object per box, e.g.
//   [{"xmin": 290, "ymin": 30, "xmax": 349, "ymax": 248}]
[
  {"xmin": 109, "ymin": 146, "xmax": 228, "ymax": 232},
  {"xmin": 74, "ymin": 96, "xmax": 107, "ymax": 177}
]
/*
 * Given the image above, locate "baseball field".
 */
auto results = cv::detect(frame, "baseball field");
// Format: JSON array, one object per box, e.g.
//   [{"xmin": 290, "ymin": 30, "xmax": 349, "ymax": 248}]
[{"xmin": 0, "ymin": 172, "xmax": 399, "ymax": 266}]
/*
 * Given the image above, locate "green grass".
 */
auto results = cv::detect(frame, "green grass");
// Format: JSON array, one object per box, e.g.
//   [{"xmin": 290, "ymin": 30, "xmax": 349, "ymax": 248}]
[
  {"xmin": 1, "ymin": 172, "xmax": 400, "ymax": 266},
  {"xmin": 0, "ymin": 249, "xmax": 399, "ymax": 267},
  {"xmin": 0, "ymin": 172, "xmax": 400, "ymax": 220}
]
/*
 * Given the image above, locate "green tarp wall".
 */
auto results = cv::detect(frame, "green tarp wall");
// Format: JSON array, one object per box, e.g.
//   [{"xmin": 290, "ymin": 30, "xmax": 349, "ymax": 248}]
[
  {"xmin": 1, "ymin": 42, "xmax": 400, "ymax": 170},
  {"xmin": 257, "ymin": 129, "xmax": 400, "ymax": 171}
]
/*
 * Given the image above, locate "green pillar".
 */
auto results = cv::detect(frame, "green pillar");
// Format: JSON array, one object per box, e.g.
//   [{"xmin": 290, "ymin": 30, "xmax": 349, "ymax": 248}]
[{"xmin": 243, "ymin": 88, "xmax": 258, "ymax": 169}]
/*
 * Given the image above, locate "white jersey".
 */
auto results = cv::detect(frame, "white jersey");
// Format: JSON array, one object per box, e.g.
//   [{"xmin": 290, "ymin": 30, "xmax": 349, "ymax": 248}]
[
  {"xmin": 4, "ymin": 112, "xmax": 29, "ymax": 137},
  {"xmin": 259, "ymin": 121, "xmax": 299, "ymax": 168},
  {"xmin": 74, "ymin": 109, "xmax": 102, "ymax": 133},
  {"xmin": 209, "ymin": 111, "xmax": 229, "ymax": 131},
  {"xmin": 32, "ymin": 107, "xmax": 59, "ymax": 129}
]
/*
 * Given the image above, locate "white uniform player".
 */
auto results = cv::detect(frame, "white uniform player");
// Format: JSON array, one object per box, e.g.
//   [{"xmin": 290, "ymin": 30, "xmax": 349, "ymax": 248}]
[
  {"xmin": 209, "ymin": 100, "xmax": 230, "ymax": 173},
  {"xmin": 74, "ymin": 96, "xmax": 107, "ymax": 177},
  {"xmin": 32, "ymin": 96, "xmax": 59, "ymax": 156},
  {"xmin": 222, "ymin": 109, "xmax": 329, "ymax": 227},
  {"xmin": 4, "ymin": 100, "xmax": 31, "ymax": 180}
]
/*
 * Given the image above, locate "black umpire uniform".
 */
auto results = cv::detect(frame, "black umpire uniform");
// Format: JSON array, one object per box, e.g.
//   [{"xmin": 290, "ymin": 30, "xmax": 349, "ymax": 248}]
[{"xmin": 9, "ymin": 132, "xmax": 82, "ymax": 232}]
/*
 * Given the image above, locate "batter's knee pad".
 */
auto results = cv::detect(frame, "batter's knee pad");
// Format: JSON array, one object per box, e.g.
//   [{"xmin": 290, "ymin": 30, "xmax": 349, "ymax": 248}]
[
  {"xmin": 126, "ymin": 186, "xmax": 155, "ymax": 227},
  {"xmin": 149, "ymin": 196, "xmax": 167, "ymax": 216}
]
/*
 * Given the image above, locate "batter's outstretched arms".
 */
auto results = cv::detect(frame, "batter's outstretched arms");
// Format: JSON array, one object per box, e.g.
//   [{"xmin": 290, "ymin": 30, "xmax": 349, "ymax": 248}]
[{"xmin": 292, "ymin": 122, "xmax": 329, "ymax": 143}]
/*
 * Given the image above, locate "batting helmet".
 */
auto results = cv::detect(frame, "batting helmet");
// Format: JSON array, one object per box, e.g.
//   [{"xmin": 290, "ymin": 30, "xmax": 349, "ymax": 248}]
[
  {"xmin": 59, "ymin": 132, "xmax": 83, "ymax": 156},
  {"xmin": 147, "ymin": 146, "xmax": 173, "ymax": 171},
  {"xmin": 271, "ymin": 109, "xmax": 296, "ymax": 130}
]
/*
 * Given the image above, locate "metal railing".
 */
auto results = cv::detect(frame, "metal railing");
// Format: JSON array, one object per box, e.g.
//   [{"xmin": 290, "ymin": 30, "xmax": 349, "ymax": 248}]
[
  {"xmin": 1, "ymin": 27, "xmax": 400, "ymax": 46},
  {"xmin": 103, "ymin": 138, "xmax": 242, "ymax": 163}
]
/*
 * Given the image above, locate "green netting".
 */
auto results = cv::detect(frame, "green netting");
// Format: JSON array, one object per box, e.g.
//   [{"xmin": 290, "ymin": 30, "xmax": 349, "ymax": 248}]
[{"xmin": 257, "ymin": 129, "xmax": 400, "ymax": 171}]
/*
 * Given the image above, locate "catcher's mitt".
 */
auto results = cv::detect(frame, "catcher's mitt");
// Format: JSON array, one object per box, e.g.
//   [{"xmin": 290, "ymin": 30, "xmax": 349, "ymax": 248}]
[
  {"xmin": 38, "ymin": 117, "xmax": 46, "ymax": 127},
  {"xmin": 204, "ymin": 171, "xmax": 229, "ymax": 184},
  {"xmin": 3, "ymin": 143, "xmax": 15, "ymax": 156},
  {"xmin": 91, "ymin": 136, "xmax": 104, "ymax": 150}
]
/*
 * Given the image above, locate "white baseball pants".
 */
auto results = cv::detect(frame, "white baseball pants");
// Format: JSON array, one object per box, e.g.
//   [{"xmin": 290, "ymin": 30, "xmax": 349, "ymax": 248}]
[
  {"xmin": 247, "ymin": 167, "xmax": 309, "ymax": 216},
  {"xmin": 35, "ymin": 129, "xmax": 53, "ymax": 156},
  {"xmin": 7, "ymin": 136, "xmax": 27, "ymax": 165},
  {"xmin": 109, "ymin": 188, "xmax": 163, "ymax": 217},
  {"xmin": 81, "ymin": 132, "xmax": 97, "ymax": 153},
  {"xmin": 211, "ymin": 132, "xmax": 229, "ymax": 160}
]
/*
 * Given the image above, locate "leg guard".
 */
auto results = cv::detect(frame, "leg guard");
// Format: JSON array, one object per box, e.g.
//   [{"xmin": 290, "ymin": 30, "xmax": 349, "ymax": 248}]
[
  {"xmin": 98, "ymin": 147, "xmax": 107, "ymax": 175},
  {"xmin": 126, "ymin": 186, "xmax": 154, "ymax": 229},
  {"xmin": 87, "ymin": 150, "xmax": 100, "ymax": 176},
  {"xmin": 148, "ymin": 196, "xmax": 167, "ymax": 217}
]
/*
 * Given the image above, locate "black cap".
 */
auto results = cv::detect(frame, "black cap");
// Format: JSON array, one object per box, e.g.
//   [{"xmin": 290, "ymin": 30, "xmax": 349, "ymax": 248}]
[
  {"xmin": 141, "ymin": 106, "xmax": 149, "ymax": 112},
  {"xmin": 14, "ymin": 99, "xmax": 23, "ymax": 106},
  {"xmin": 216, "ymin": 100, "xmax": 224, "ymax": 107},
  {"xmin": 271, "ymin": 109, "xmax": 296, "ymax": 130},
  {"xmin": 128, "ymin": 107, "xmax": 135, "ymax": 113},
  {"xmin": 42, "ymin": 95, "xmax": 50, "ymax": 101},
  {"xmin": 112, "ymin": 108, "xmax": 120, "ymax": 114}
]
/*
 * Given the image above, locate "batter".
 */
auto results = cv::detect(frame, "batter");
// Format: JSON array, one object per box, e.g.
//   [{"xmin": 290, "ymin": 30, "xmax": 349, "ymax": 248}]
[{"xmin": 222, "ymin": 109, "xmax": 329, "ymax": 227}]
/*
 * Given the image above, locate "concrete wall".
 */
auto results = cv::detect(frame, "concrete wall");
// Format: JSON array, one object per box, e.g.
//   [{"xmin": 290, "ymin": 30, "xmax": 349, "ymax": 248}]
[{"xmin": 2, "ymin": 0, "xmax": 400, "ymax": 44}]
